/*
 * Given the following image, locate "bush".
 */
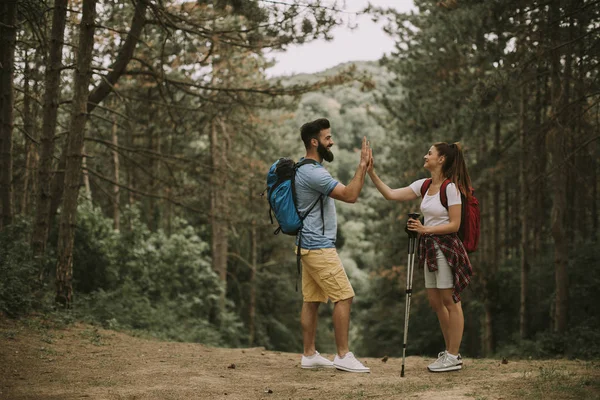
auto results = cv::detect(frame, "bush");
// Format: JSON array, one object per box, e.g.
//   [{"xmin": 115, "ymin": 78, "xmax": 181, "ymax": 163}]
[
  {"xmin": 496, "ymin": 241, "xmax": 600, "ymax": 360},
  {"xmin": 73, "ymin": 205, "xmax": 243, "ymax": 345},
  {"xmin": 0, "ymin": 218, "xmax": 39, "ymax": 317}
]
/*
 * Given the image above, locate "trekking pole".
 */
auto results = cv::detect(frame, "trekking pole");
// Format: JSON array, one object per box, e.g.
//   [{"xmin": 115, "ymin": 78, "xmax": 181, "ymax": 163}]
[{"xmin": 401, "ymin": 212, "xmax": 420, "ymax": 378}]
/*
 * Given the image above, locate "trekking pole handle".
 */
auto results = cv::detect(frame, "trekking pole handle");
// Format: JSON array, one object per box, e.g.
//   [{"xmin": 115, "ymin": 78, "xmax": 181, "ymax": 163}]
[
  {"xmin": 405, "ymin": 213, "xmax": 420, "ymax": 236},
  {"xmin": 405, "ymin": 213, "xmax": 420, "ymax": 254}
]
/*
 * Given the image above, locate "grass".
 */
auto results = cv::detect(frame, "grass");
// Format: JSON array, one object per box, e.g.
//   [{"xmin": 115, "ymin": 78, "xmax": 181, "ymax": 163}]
[
  {"xmin": 494, "ymin": 362, "xmax": 600, "ymax": 399},
  {"xmin": 2, "ymin": 329, "xmax": 17, "ymax": 340},
  {"xmin": 79, "ymin": 327, "xmax": 104, "ymax": 345},
  {"xmin": 2, "ymin": 317, "xmax": 599, "ymax": 400}
]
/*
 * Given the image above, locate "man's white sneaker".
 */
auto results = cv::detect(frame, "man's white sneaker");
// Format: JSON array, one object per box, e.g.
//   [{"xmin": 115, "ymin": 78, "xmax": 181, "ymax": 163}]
[
  {"xmin": 333, "ymin": 352, "xmax": 370, "ymax": 373},
  {"xmin": 301, "ymin": 351, "xmax": 334, "ymax": 369},
  {"xmin": 427, "ymin": 353, "xmax": 462, "ymax": 372}
]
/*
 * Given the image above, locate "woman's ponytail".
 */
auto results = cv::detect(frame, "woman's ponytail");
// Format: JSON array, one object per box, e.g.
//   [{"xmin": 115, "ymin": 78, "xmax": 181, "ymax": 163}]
[{"xmin": 434, "ymin": 142, "xmax": 473, "ymax": 199}]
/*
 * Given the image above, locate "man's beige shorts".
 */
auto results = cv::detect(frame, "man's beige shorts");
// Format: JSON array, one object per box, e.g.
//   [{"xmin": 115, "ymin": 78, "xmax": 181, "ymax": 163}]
[{"xmin": 295, "ymin": 247, "xmax": 355, "ymax": 303}]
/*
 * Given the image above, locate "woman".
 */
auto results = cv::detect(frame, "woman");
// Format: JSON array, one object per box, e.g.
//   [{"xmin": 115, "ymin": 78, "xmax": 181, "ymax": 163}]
[{"xmin": 367, "ymin": 142, "xmax": 473, "ymax": 373}]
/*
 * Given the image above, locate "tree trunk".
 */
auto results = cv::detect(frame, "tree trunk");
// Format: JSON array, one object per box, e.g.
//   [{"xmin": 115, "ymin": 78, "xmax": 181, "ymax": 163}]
[
  {"xmin": 126, "ymin": 120, "xmax": 135, "ymax": 208},
  {"xmin": 533, "ymin": 73, "xmax": 548, "ymax": 258},
  {"xmin": 55, "ymin": 0, "xmax": 97, "ymax": 308},
  {"xmin": 493, "ymin": 113, "xmax": 501, "ymax": 267},
  {"xmin": 477, "ymin": 129, "xmax": 490, "ymax": 265},
  {"xmin": 43, "ymin": 0, "xmax": 146, "ymax": 245},
  {"xmin": 21, "ymin": 50, "xmax": 37, "ymax": 215},
  {"xmin": 32, "ymin": 0, "xmax": 68, "ymax": 258},
  {"xmin": 112, "ymin": 116, "xmax": 120, "ymax": 230},
  {"xmin": 249, "ymin": 220, "xmax": 257, "ymax": 346},
  {"xmin": 484, "ymin": 110, "xmax": 503, "ymax": 355},
  {"xmin": 0, "ymin": 0, "xmax": 18, "ymax": 229},
  {"xmin": 519, "ymin": 84, "xmax": 530, "ymax": 339},
  {"xmin": 81, "ymin": 143, "xmax": 92, "ymax": 200},
  {"xmin": 504, "ymin": 178, "xmax": 510, "ymax": 258},
  {"xmin": 549, "ymin": 0, "xmax": 568, "ymax": 334},
  {"xmin": 593, "ymin": 150, "xmax": 598, "ymax": 243},
  {"xmin": 49, "ymin": 151, "xmax": 66, "ymax": 224},
  {"xmin": 483, "ymin": 302, "xmax": 494, "ymax": 356},
  {"xmin": 513, "ymin": 178, "xmax": 520, "ymax": 257},
  {"xmin": 564, "ymin": 14, "xmax": 575, "ymax": 249},
  {"xmin": 147, "ymin": 98, "xmax": 157, "ymax": 230},
  {"xmin": 210, "ymin": 117, "xmax": 230, "ymax": 314}
]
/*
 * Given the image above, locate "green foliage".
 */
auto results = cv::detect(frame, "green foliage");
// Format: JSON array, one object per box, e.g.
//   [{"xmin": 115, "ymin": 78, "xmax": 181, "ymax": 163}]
[
  {"xmin": 5, "ymin": 0, "xmax": 597, "ymax": 361},
  {"xmin": 0, "ymin": 218, "xmax": 39, "ymax": 317},
  {"xmin": 252, "ymin": 242, "xmax": 304, "ymax": 351},
  {"xmin": 72, "ymin": 204, "xmax": 243, "ymax": 346},
  {"xmin": 358, "ymin": 0, "xmax": 600, "ymax": 361},
  {"xmin": 492, "ymin": 241, "xmax": 600, "ymax": 359}
]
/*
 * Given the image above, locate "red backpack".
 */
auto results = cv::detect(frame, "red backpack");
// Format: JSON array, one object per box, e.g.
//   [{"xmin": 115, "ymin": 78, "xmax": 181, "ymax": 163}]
[{"xmin": 420, "ymin": 178, "xmax": 480, "ymax": 253}]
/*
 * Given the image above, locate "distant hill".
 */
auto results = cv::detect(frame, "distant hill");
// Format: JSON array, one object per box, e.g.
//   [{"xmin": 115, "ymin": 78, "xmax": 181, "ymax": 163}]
[{"xmin": 272, "ymin": 60, "xmax": 395, "ymax": 89}]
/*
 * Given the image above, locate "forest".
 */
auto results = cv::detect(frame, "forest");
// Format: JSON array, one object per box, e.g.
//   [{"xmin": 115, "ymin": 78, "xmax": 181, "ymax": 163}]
[{"xmin": 1, "ymin": 0, "xmax": 599, "ymax": 362}]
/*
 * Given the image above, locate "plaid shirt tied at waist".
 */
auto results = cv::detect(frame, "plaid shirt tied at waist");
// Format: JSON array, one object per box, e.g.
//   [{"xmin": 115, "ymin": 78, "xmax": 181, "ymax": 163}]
[{"xmin": 417, "ymin": 233, "xmax": 473, "ymax": 303}]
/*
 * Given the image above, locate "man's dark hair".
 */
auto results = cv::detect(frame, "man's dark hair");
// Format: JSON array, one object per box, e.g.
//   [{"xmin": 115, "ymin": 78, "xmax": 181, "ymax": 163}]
[{"xmin": 300, "ymin": 118, "xmax": 330, "ymax": 149}]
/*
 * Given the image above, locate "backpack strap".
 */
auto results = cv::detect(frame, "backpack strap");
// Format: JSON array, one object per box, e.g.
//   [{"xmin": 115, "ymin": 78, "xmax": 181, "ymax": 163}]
[
  {"xmin": 295, "ymin": 158, "xmax": 319, "ymax": 168},
  {"xmin": 295, "ymin": 158, "xmax": 325, "ymax": 227},
  {"xmin": 421, "ymin": 178, "xmax": 451, "ymax": 209},
  {"xmin": 439, "ymin": 179, "xmax": 451, "ymax": 209},
  {"xmin": 294, "ymin": 158, "xmax": 324, "ymax": 292},
  {"xmin": 320, "ymin": 197, "xmax": 324, "ymax": 235},
  {"xmin": 420, "ymin": 178, "xmax": 432, "ymax": 198},
  {"xmin": 296, "ymin": 232, "xmax": 303, "ymax": 291}
]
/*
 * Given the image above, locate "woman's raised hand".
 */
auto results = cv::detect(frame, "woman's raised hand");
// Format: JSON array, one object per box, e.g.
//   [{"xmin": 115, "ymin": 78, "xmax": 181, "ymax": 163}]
[
  {"xmin": 367, "ymin": 147, "xmax": 374, "ymax": 174},
  {"xmin": 360, "ymin": 136, "xmax": 370, "ymax": 168}
]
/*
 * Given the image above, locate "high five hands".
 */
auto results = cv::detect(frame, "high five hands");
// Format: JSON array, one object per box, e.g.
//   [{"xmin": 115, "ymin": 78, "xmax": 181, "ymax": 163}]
[
  {"xmin": 360, "ymin": 137, "xmax": 372, "ymax": 171},
  {"xmin": 367, "ymin": 146, "xmax": 374, "ymax": 174}
]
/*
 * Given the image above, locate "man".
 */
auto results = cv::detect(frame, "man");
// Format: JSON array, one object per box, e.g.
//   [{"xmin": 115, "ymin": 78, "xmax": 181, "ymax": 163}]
[{"xmin": 295, "ymin": 118, "xmax": 371, "ymax": 373}]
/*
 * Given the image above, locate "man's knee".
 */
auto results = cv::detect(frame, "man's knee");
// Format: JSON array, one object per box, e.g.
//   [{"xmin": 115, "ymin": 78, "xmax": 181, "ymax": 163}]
[
  {"xmin": 302, "ymin": 301, "xmax": 321, "ymax": 313},
  {"xmin": 334, "ymin": 296, "xmax": 354, "ymax": 306},
  {"xmin": 304, "ymin": 301, "xmax": 321, "ymax": 307}
]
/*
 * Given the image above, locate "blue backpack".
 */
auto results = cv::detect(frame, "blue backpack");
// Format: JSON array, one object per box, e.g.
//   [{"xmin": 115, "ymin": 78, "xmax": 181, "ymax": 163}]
[
  {"xmin": 266, "ymin": 158, "xmax": 324, "ymax": 288},
  {"xmin": 266, "ymin": 158, "xmax": 322, "ymax": 235}
]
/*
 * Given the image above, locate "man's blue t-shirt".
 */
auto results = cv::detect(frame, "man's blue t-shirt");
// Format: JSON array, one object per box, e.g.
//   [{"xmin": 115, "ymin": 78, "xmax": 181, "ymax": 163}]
[{"xmin": 295, "ymin": 159, "xmax": 338, "ymax": 249}]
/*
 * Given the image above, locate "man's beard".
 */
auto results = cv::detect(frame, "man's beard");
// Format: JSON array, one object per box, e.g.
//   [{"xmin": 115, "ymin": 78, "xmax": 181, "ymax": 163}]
[{"xmin": 317, "ymin": 142, "xmax": 334, "ymax": 163}]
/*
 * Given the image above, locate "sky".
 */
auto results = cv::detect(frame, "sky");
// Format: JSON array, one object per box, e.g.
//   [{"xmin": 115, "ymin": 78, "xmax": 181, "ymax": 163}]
[{"xmin": 266, "ymin": 0, "xmax": 416, "ymax": 77}]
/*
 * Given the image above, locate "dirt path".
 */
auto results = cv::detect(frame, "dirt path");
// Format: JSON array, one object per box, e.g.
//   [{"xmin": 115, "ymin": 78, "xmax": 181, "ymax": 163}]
[{"xmin": 1, "ymin": 317, "xmax": 598, "ymax": 400}]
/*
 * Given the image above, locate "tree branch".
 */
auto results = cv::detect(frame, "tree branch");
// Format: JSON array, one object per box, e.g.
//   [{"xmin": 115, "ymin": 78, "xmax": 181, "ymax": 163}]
[
  {"xmin": 87, "ymin": 0, "xmax": 148, "ymax": 113},
  {"xmin": 85, "ymin": 167, "xmax": 208, "ymax": 215}
]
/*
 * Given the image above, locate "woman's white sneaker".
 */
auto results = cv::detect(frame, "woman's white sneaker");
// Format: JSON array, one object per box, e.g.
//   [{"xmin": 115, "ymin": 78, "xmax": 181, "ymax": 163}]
[
  {"xmin": 333, "ymin": 352, "xmax": 370, "ymax": 373},
  {"xmin": 427, "ymin": 353, "xmax": 462, "ymax": 372},
  {"xmin": 301, "ymin": 351, "xmax": 334, "ymax": 369},
  {"xmin": 436, "ymin": 350, "xmax": 462, "ymax": 365}
]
